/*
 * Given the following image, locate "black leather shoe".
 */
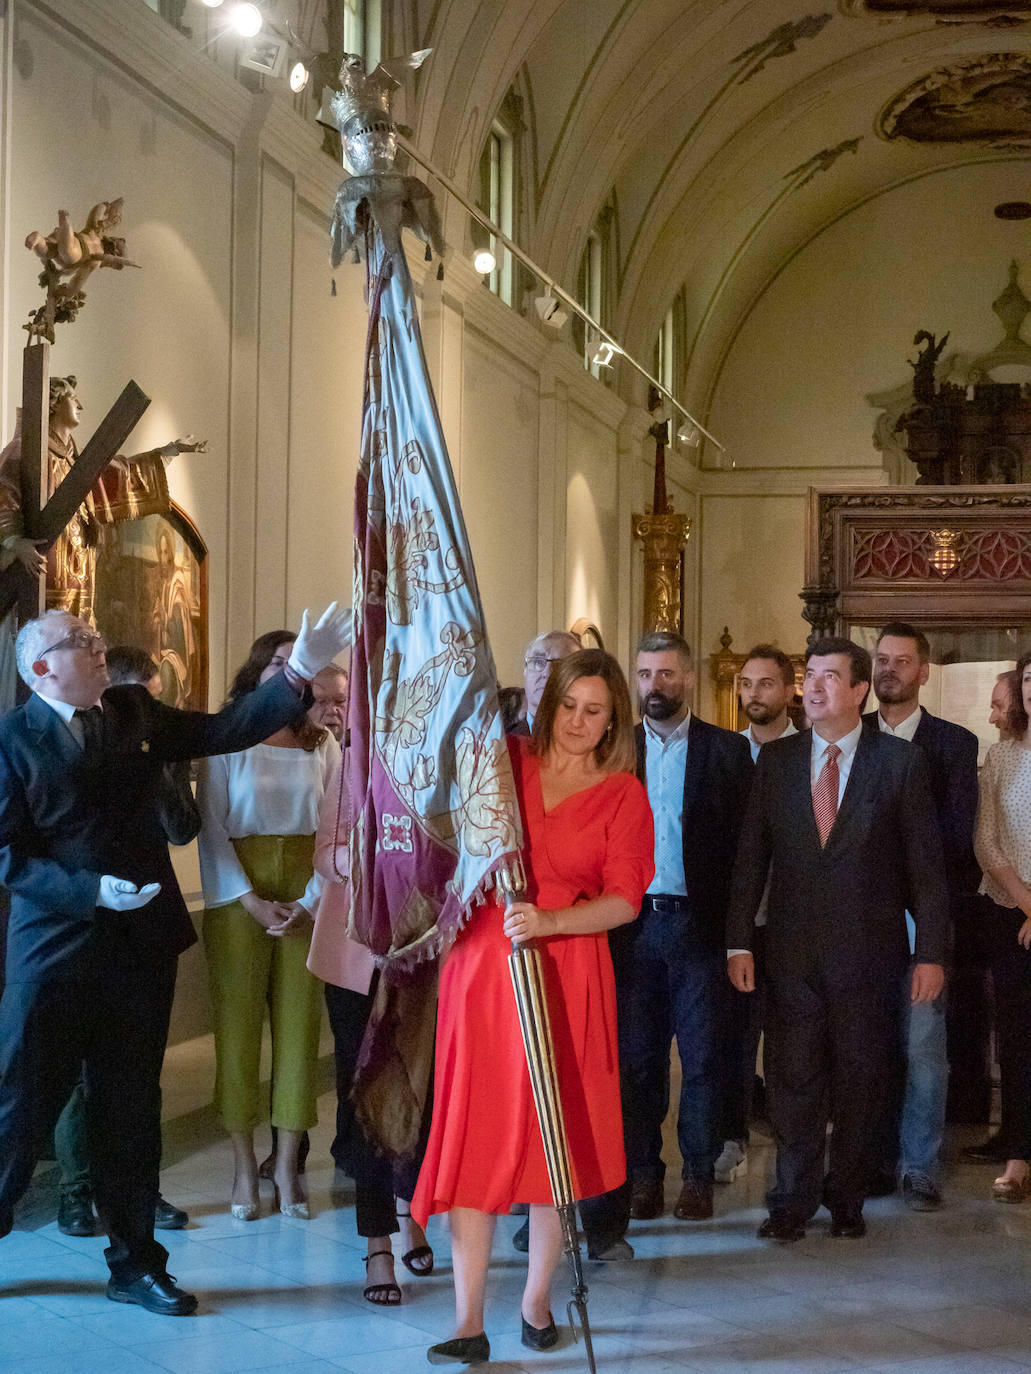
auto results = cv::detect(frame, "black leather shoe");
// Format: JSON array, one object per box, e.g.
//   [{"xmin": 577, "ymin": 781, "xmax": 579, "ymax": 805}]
[
  {"xmin": 902, "ymin": 1173, "xmax": 942, "ymax": 1211},
  {"xmin": 107, "ymin": 1271, "xmax": 198, "ymax": 1316},
  {"xmin": 154, "ymin": 1196, "xmax": 189, "ymax": 1230},
  {"xmin": 522, "ymin": 1314, "xmax": 559, "ymax": 1350},
  {"xmin": 512, "ymin": 1218, "xmax": 529, "ymax": 1252},
  {"xmin": 58, "ymin": 1190, "xmax": 96, "ymax": 1237},
  {"xmin": 758, "ymin": 1214, "xmax": 805, "ymax": 1243},
  {"xmin": 674, "ymin": 1178, "xmax": 714, "ymax": 1220},
  {"xmin": 426, "ymin": 1332, "xmax": 490, "ymax": 1364},
  {"xmin": 830, "ymin": 1210, "xmax": 866, "ymax": 1239},
  {"xmin": 629, "ymin": 1179, "xmax": 664, "ymax": 1220}
]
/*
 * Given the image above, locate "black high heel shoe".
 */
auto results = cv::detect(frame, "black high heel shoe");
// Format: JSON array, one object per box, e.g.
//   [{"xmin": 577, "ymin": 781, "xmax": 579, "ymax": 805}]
[
  {"xmin": 521, "ymin": 1313, "xmax": 559, "ymax": 1350},
  {"xmin": 426, "ymin": 1332, "xmax": 490, "ymax": 1364},
  {"xmin": 395, "ymin": 1203, "xmax": 434, "ymax": 1275}
]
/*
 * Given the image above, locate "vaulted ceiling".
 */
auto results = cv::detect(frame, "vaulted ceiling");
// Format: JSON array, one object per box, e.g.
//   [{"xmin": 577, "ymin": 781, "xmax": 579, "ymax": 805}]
[{"xmin": 394, "ymin": 0, "xmax": 1031, "ymax": 404}]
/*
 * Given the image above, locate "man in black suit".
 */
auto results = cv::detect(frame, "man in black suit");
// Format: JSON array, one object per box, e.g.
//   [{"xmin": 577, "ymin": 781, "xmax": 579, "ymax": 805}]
[
  {"xmin": 863, "ymin": 622, "xmax": 980, "ymax": 1209},
  {"xmin": 0, "ymin": 604, "xmax": 349, "ymax": 1314},
  {"xmin": 728, "ymin": 636, "xmax": 949, "ymax": 1243},
  {"xmin": 611, "ymin": 631, "xmax": 752, "ymax": 1228}
]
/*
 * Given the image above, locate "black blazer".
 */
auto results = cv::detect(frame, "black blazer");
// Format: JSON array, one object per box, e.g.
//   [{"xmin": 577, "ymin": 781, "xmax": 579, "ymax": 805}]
[
  {"xmin": 636, "ymin": 715, "xmax": 753, "ymax": 945},
  {"xmin": 862, "ymin": 707, "xmax": 980, "ymax": 903},
  {"xmin": 0, "ymin": 673, "xmax": 307, "ymax": 984},
  {"xmin": 726, "ymin": 727, "xmax": 949, "ymax": 981}
]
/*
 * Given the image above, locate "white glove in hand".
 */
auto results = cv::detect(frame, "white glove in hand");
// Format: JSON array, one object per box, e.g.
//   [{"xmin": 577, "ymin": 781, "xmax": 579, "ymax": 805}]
[
  {"xmin": 98, "ymin": 876, "xmax": 162, "ymax": 911},
  {"xmin": 287, "ymin": 602, "xmax": 353, "ymax": 680}
]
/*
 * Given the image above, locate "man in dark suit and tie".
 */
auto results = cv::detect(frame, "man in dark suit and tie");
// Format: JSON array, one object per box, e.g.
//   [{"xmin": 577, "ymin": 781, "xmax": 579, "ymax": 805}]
[
  {"xmin": 612, "ymin": 631, "xmax": 753, "ymax": 1227},
  {"xmin": 0, "ymin": 604, "xmax": 350, "ymax": 1315},
  {"xmin": 863, "ymin": 622, "xmax": 980, "ymax": 1209},
  {"xmin": 727, "ymin": 636, "xmax": 949, "ymax": 1242}
]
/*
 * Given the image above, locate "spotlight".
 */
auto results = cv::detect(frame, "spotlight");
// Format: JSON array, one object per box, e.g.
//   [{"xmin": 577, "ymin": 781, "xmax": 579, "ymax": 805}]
[
  {"xmin": 677, "ymin": 422, "xmax": 700, "ymax": 447},
  {"xmin": 230, "ymin": 3, "xmax": 263, "ymax": 37},
  {"xmin": 473, "ymin": 248, "xmax": 496, "ymax": 275},
  {"xmin": 534, "ymin": 291, "xmax": 568, "ymax": 330},
  {"xmin": 201, "ymin": 0, "xmax": 224, "ymax": 7},
  {"xmin": 591, "ymin": 341, "xmax": 619, "ymax": 369},
  {"xmin": 289, "ymin": 61, "xmax": 310, "ymax": 93}
]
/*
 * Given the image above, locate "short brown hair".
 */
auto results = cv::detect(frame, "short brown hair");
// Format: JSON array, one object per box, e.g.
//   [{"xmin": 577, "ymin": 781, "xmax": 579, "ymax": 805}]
[
  {"xmin": 876, "ymin": 621, "xmax": 931, "ymax": 664},
  {"xmin": 1011, "ymin": 656, "xmax": 1031, "ymax": 737},
  {"xmin": 742, "ymin": 644, "xmax": 795, "ymax": 688},
  {"xmin": 532, "ymin": 648, "xmax": 636, "ymax": 774},
  {"xmin": 996, "ymin": 669, "xmax": 1026, "ymax": 740}
]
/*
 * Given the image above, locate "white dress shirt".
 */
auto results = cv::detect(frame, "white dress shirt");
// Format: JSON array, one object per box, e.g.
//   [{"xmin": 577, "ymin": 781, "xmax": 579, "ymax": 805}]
[
  {"xmin": 35, "ymin": 692, "xmax": 91, "ymax": 748},
  {"xmin": 876, "ymin": 704, "xmax": 922, "ymax": 743},
  {"xmin": 643, "ymin": 710, "xmax": 691, "ymax": 896},
  {"xmin": 811, "ymin": 719, "xmax": 863, "ymax": 807}
]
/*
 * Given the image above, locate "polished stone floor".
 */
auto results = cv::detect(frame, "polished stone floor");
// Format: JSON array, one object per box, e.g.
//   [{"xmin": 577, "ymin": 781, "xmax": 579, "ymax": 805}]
[{"xmin": 3, "ymin": 1034, "xmax": 1031, "ymax": 1374}]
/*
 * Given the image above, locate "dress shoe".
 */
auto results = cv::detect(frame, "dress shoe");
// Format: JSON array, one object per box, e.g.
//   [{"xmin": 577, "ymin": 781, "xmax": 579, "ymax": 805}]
[
  {"xmin": 273, "ymin": 1181, "xmax": 310, "ymax": 1220},
  {"xmin": 902, "ymin": 1172, "xmax": 942, "ymax": 1212},
  {"xmin": 757, "ymin": 1213, "xmax": 805, "ymax": 1243},
  {"xmin": 674, "ymin": 1178, "xmax": 714, "ymax": 1221},
  {"xmin": 829, "ymin": 1210, "xmax": 866, "ymax": 1238},
  {"xmin": 964, "ymin": 1133, "xmax": 1009, "ymax": 1163},
  {"xmin": 588, "ymin": 1238, "xmax": 634, "ymax": 1262},
  {"xmin": 863, "ymin": 1166, "xmax": 897, "ymax": 1198},
  {"xmin": 426, "ymin": 1332, "xmax": 490, "ymax": 1365},
  {"xmin": 629, "ymin": 1179, "xmax": 664, "ymax": 1220},
  {"xmin": 522, "ymin": 1313, "xmax": 559, "ymax": 1351},
  {"xmin": 512, "ymin": 1218, "xmax": 529, "ymax": 1252},
  {"xmin": 714, "ymin": 1140, "xmax": 747, "ymax": 1183},
  {"xmin": 154, "ymin": 1195, "xmax": 189, "ymax": 1230},
  {"xmin": 106, "ymin": 1270, "xmax": 198, "ymax": 1316},
  {"xmin": 57, "ymin": 1189, "xmax": 96, "ymax": 1237}
]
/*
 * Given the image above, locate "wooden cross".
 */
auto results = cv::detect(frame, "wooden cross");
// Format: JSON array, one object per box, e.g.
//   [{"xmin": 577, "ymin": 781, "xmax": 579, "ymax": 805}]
[{"xmin": 0, "ymin": 338, "xmax": 150, "ymax": 624}]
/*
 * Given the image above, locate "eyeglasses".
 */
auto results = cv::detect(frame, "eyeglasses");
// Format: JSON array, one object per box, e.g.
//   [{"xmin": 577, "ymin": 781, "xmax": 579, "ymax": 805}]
[
  {"xmin": 524, "ymin": 654, "xmax": 565, "ymax": 672},
  {"xmin": 39, "ymin": 630, "xmax": 107, "ymax": 656}
]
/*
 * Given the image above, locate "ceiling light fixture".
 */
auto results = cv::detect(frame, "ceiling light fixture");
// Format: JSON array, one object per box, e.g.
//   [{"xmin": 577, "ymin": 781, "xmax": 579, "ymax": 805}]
[
  {"xmin": 534, "ymin": 290, "xmax": 568, "ymax": 330},
  {"xmin": 230, "ymin": 3, "xmax": 263, "ymax": 37},
  {"xmin": 676, "ymin": 422, "xmax": 700, "ymax": 447},
  {"xmin": 472, "ymin": 248, "xmax": 496, "ymax": 275},
  {"xmin": 289, "ymin": 61, "xmax": 310, "ymax": 93}
]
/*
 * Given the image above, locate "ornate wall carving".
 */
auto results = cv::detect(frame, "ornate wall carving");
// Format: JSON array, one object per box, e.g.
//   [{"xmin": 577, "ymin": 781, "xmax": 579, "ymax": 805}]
[{"xmin": 879, "ymin": 55, "xmax": 1031, "ymax": 143}]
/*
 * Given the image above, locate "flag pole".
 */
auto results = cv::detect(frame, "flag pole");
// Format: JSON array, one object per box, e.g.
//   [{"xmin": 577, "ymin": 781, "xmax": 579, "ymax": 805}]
[{"xmin": 497, "ymin": 864, "xmax": 598, "ymax": 1374}]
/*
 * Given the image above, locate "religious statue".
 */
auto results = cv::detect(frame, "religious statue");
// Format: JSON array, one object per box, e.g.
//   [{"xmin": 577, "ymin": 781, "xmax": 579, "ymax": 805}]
[
  {"xmin": 0, "ymin": 374, "xmax": 206, "ymax": 624},
  {"xmin": 23, "ymin": 199, "xmax": 140, "ymax": 342},
  {"xmin": 909, "ymin": 329, "xmax": 950, "ymax": 404},
  {"xmin": 319, "ymin": 50, "xmax": 445, "ymax": 266}
]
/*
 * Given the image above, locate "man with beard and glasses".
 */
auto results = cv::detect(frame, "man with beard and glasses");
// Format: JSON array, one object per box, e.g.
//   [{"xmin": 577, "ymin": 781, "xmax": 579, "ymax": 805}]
[
  {"xmin": 712, "ymin": 646, "xmax": 799, "ymax": 1186},
  {"xmin": 603, "ymin": 631, "xmax": 752, "ymax": 1232},
  {"xmin": 862, "ymin": 622, "xmax": 979, "ymax": 1210}
]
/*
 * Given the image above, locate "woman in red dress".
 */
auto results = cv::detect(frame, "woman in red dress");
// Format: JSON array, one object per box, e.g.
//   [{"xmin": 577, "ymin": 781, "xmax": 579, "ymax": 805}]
[{"xmin": 413, "ymin": 649, "xmax": 654, "ymax": 1365}]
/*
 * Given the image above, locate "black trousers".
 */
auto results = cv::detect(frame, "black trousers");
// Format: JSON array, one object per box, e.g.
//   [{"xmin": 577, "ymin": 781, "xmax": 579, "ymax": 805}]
[
  {"xmin": 323, "ymin": 981, "xmax": 421, "ymax": 1237},
  {"xmin": 0, "ymin": 953, "xmax": 176, "ymax": 1282},
  {"xmin": 717, "ymin": 927, "xmax": 766, "ymax": 1144},
  {"xmin": 764, "ymin": 962, "xmax": 900, "ymax": 1221},
  {"xmin": 988, "ymin": 901, "xmax": 1031, "ymax": 1161}
]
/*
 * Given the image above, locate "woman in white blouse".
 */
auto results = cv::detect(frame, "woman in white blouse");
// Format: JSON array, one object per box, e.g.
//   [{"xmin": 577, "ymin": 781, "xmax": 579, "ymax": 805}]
[
  {"xmin": 974, "ymin": 649, "xmax": 1031, "ymax": 1202},
  {"xmin": 198, "ymin": 631, "xmax": 340, "ymax": 1220}
]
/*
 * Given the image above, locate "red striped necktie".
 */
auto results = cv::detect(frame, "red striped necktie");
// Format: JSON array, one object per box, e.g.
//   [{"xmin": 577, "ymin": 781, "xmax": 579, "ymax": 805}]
[{"xmin": 812, "ymin": 743, "xmax": 840, "ymax": 847}]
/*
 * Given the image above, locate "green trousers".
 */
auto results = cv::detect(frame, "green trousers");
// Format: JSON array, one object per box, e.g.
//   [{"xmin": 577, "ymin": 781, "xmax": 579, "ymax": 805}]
[{"xmin": 203, "ymin": 833, "xmax": 322, "ymax": 1132}]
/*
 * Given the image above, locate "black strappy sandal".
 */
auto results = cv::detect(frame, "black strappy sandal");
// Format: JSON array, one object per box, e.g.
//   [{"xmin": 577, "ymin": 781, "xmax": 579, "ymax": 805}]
[
  {"xmin": 363, "ymin": 1249, "xmax": 402, "ymax": 1305},
  {"xmin": 396, "ymin": 1204, "xmax": 435, "ymax": 1276}
]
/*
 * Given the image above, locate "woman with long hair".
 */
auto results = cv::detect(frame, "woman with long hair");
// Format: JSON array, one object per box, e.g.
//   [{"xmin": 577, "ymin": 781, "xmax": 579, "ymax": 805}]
[
  {"xmin": 974, "ymin": 650, "xmax": 1031, "ymax": 1202},
  {"xmin": 412, "ymin": 648, "xmax": 654, "ymax": 1364},
  {"xmin": 197, "ymin": 630, "xmax": 339, "ymax": 1221}
]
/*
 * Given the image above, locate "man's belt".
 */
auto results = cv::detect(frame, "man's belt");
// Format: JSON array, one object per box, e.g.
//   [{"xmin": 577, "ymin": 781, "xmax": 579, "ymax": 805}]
[{"xmin": 643, "ymin": 893, "xmax": 691, "ymax": 914}]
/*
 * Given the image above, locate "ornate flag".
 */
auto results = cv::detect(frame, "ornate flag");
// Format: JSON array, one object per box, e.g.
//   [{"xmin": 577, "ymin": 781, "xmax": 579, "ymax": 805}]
[{"xmin": 334, "ymin": 199, "xmax": 522, "ymax": 1154}]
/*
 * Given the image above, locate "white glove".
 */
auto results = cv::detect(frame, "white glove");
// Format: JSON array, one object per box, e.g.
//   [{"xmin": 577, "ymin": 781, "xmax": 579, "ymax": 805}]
[
  {"xmin": 98, "ymin": 876, "xmax": 162, "ymax": 911},
  {"xmin": 287, "ymin": 602, "xmax": 353, "ymax": 680}
]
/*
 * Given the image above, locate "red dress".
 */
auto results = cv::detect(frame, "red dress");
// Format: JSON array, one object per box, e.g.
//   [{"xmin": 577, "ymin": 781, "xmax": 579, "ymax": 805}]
[{"xmin": 412, "ymin": 736, "xmax": 654, "ymax": 1222}]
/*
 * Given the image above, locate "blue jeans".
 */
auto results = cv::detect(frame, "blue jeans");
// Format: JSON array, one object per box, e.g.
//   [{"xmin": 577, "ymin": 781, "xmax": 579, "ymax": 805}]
[
  {"xmin": 610, "ymin": 906, "xmax": 721, "ymax": 1183},
  {"xmin": 899, "ymin": 978, "xmax": 948, "ymax": 1185}
]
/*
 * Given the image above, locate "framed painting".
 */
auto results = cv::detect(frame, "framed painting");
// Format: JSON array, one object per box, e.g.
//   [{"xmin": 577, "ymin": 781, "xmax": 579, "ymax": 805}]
[{"xmin": 94, "ymin": 500, "xmax": 208, "ymax": 710}]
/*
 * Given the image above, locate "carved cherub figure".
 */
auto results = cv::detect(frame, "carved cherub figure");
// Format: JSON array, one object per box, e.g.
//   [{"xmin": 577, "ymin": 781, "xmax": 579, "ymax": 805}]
[{"xmin": 24, "ymin": 199, "xmax": 139, "ymax": 340}]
